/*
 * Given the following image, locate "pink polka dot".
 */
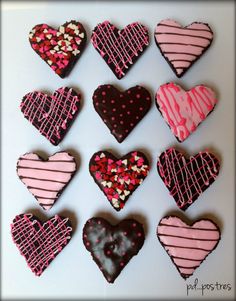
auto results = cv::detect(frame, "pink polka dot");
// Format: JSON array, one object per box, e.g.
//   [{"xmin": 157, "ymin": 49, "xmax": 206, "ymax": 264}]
[
  {"xmin": 106, "ymin": 250, "xmax": 111, "ymax": 255},
  {"xmin": 86, "ymin": 242, "xmax": 90, "ymax": 247},
  {"xmin": 130, "ymin": 99, "xmax": 134, "ymax": 104},
  {"xmin": 132, "ymin": 223, "xmax": 137, "ymax": 227},
  {"xmin": 127, "ymin": 111, "xmax": 130, "ymax": 115},
  {"xmin": 130, "ymin": 123, "xmax": 134, "ymax": 127},
  {"xmin": 125, "ymin": 129, "xmax": 129, "ymax": 133},
  {"xmin": 136, "ymin": 116, "xmax": 139, "ymax": 119},
  {"xmin": 120, "ymin": 121, "xmax": 124, "ymax": 125},
  {"xmin": 111, "ymin": 99, "xmax": 115, "ymax": 103},
  {"xmin": 120, "ymin": 262, "xmax": 124, "ymax": 267},
  {"xmin": 112, "ymin": 108, "xmax": 116, "ymax": 112},
  {"xmin": 139, "ymin": 107, "xmax": 143, "ymax": 111},
  {"xmin": 107, "ymin": 85, "xmax": 111, "ymax": 89},
  {"xmin": 104, "ymin": 119, "xmax": 107, "ymax": 123},
  {"xmin": 96, "ymin": 239, "xmax": 100, "ymax": 243},
  {"xmin": 94, "ymin": 95, "xmax": 97, "ymax": 98},
  {"xmin": 146, "ymin": 97, "xmax": 150, "ymax": 100},
  {"xmin": 123, "ymin": 231, "xmax": 127, "ymax": 236},
  {"xmin": 136, "ymin": 94, "xmax": 140, "ymax": 98},
  {"xmin": 138, "ymin": 86, "xmax": 141, "ymax": 90},
  {"xmin": 132, "ymin": 242, "xmax": 135, "ymax": 246},
  {"xmin": 102, "ymin": 99, "xmax": 106, "ymax": 103},
  {"xmin": 120, "ymin": 113, "xmax": 123, "ymax": 117},
  {"xmin": 128, "ymin": 90, "xmax": 131, "ymax": 94},
  {"xmin": 120, "ymin": 94, "xmax": 123, "ymax": 98},
  {"xmin": 102, "ymin": 91, "xmax": 106, "ymax": 96},
  {"xmin": 111, "ymin": 117, "xmax": 115, "ymax": 121},
  {"xmin": 122, "ymin": 104, "xmax": 126, "ymax": 109},
  {"xmin": 95, "ymin": 102, "xmax": 99, "ymax": 106},
  {"xmin": 114, "ymin": 124, "xmax": 117, "ymax": 128},
  {"xmin": 119, "ymin": 135, "xmax": 123, "ymax": 138},
  {"xmin": 103, "ymin": 109, "xmax": 107, "ymax": 113},
  {"xmin": 137, "ymin": 232, "xmax": 142, "ymax": 237},
  {"xmin": 98, "ymin": 220, "xmax": 101, "ymax": 224}
]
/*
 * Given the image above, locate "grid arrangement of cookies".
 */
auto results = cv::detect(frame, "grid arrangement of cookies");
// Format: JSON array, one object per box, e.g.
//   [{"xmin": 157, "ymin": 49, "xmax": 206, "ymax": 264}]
[{"xmin": 11, "ymin": 19, "xmax": 221, "ymax": 283}]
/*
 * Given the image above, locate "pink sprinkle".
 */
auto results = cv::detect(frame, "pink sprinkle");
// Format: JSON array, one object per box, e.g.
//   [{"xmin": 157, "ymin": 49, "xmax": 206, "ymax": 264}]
[
  {"xmin": 139, "ymin": 107, "xmax": 143, "ymax": 111},
  {"xmin": 130, "ymin": 99, "xmax": 134, "ymax": 103},
  {"xmin": 130, "ymin": 123, "xmax": 134, "ymax": 127},
  {"xmin": 122, "ymin": 105, "xmax": 126, "ymax": 109},
  {"xmin": 136, "ymin": 116, "xmax": 139, "ymax": 119},
  {"xmin": 111, "ymin": 99, "xmax": 115, "ymax": 103},
  {"xmin": 137, "ymin": 232, "xmax": 142, "ymax": 237},
  {"xmin": 102, "ymin": 91, "xmax": 106, "ymax": 96},
  {"xmin": 120, "ymin": 113, "xmax": 123, "ymax": 117},
  {"xmin": 114, "ymin": 124, "xmax": 117, "ymax": 128},
  {"xmin": 120, "ymin": 121, "xmax": 124, "ymax": 125},
  {"xmin": 96, "ymin": 102, "xmax": 99, "ymax": 106},
  {"xmin": 111, "ymin": 117, "xmax": 115, "ymax": 121},
  {"xmin": 120, "ymin": 262, "xmax": 124, "ymax": 266},
  {"xmin": 136, "ymin": 94, "xmax": 140, "ymax": 98},
  {"xmin": 132, "ymin": 223, "xmax": 137, "ymax": 227},
  {"xmin": 127, "ymin": 111, "xmax": 130, "ymax": 115},
  {"xmin": 113, "ymin": 108, "xmax": 116, "ymax": 112},
  {"xmin": 86, "ymin": 242, "xmax": 90, "ymax": 246},
  {"xmin": 102, "ymin": 99, "xmax": 106, "ymax": 103},
  {"xmin": 103, "ymin": 109, "xmax": 107, "ymax": 113},
  {"xmin": 104, "ymin": 119, "xmax": 107, "ymax": 123},
  {"xmin": 128, "ymin": 90, "xmax": 131, "ymax": 94}
]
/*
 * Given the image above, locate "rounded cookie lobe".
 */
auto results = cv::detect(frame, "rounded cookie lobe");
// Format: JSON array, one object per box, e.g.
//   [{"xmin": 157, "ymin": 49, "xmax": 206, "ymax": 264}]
[
  {"xmin": 93, "ymin": 84, "xmax": 152, "ymax": 142},
  {"xmin": 83, "ymin": 217, "xmax": 145, "ymax": 283},
  {"xmin": 16, "ymin": 151, "xmax": 77, "ymax": 210},
  {"xmin": 154, "ymin": 19, "xmax": 213, "ymax": 77},
  {"xmin": 91, "ymin": 21, "xmax": 149, "ymax": 79},
  {"xmin": 157, "ymin": 215, "xmax": 221, "ymax": 279},
  {"xmin": 89, "ymin": 150, "xmax": 150, "ymax": 211}
]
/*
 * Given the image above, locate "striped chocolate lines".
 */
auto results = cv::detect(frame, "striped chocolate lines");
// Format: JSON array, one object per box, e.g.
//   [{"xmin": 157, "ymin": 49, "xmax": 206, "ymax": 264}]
[
  {"xmin": 154, "ymin": 19, "xmax": 213, "ymax": 77},
  {"xmin": 17, "ymin": 152, "xmax": 77, "ymax": 210},
  {"xmin": 157, "ymin": 216, "xmax": 220, "ymax": 279}
]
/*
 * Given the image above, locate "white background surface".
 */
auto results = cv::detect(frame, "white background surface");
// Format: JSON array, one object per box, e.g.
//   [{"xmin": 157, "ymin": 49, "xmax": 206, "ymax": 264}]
[{"xmin": 1, "ymin": 1, "xmax": 235, "ymax": 299}]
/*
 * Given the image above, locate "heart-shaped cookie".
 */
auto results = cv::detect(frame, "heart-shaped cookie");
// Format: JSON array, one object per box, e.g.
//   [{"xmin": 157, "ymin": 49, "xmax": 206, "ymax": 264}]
[
  {"xmin": 154, "ymin": 19, "xmax": 213, "ymax": 77},
  {"xmin": 20, "ymin": 87, "xmax": 81, "ymax": 146},
  {"xmin": 17, "ymin": 152, "xmax": 77, "ymax": 210},
  {"xmin": 11, "ymin": 213, "xmax": 72, "ymax": 276},
  {"xmin": 29, "ymin": 21, "xmax": 87, "ymax": 78},
  {"xmin": 83, "ymin": 217, "xmax": 145, "ymax": 283},
  {"xmin": 157, "ymin": 148, "xmax": 220, "ymax": 211},
  {"xmin": 157, "ymin": 216, "xmax": 220, "ymax": 279},
  {"xmin": 156, "ymin": 83, "xmax": 217, "ymax": 142},
  {"xmin": 91, "ymin": 21, "xmax": 149, "ymax": 79},
  {"xmin": 89, "ymin": 151, "xmax": 150, "ymax": 211},
  {"xmin": 93, "ymin": 85, "xmax": 151, "ymax": 142}
]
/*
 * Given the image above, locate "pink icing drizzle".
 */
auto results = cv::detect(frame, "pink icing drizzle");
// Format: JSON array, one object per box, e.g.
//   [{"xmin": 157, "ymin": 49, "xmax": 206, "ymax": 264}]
[
  {"xmin": 11, "ymin": 214, "xmax": 72, "ymax": 276},
  {"xmin": 156, "ymin": 83, "xmax": 217, "ymax": 141}
]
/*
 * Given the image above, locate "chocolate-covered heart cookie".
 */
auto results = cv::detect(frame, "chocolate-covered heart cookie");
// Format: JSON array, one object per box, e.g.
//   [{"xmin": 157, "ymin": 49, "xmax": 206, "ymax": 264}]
[
  {"xmin": 157, "ymin": 216, "xmax": 220, "ymax": 279},
  {"xmin": 154, "ymin": 19, "xmax": 213, "ymax": 78},
  {"xmin": 17, "ymin": 152, "xmax": 77, "ymax": 210},
  {"xmin": 83, "ymin": 217, "xmax": 145, "ymax": 283},
  {"xmin": 91, "ymin": 21, "xmax": 149, "ymax": 79},
  {"xmin": 11, "ymin": 214, "xmax": 72, "ymax": 276},
  {"xmin": 29, "ymin": 21, "xmax": 87, "ymax": 78},
  {"xmin": 93, "ymin": 85, "xmax": 151, "ymax": 143},
  {"xmin": 157, "ymin": 148, "xmax": 220, "ymax": 210},
  {"xmin": 89, "ymin": 151, "xmax": 150, "ymax": 211},
  {"xmin": 20, "ymin": 87, "xmax": 81, "ymax": 146}
]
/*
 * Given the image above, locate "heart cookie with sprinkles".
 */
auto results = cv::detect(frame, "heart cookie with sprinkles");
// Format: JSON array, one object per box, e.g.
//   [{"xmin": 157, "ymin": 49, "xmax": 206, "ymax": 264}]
[
  {"xmin": 29, "ymin": 21, "xmax": 87, "ymax": 78},
  {"xmin": 157, "ymin": 216, "xmax": 221, "ymax": 279},
  {"xmin": 156, "ymin": 83, "xmax": 217, "ymax": 142},
  {"xmin": 89, "ymin": 151, "xmax": 150, "ymax": 211},
  {"xmin": 11, "ymin": 214, "xmax": 72, "ymax": 276},
  {"xmin": 157, "ymin": 148, "xmax": 220, "ymax": 211},
  {"xmin": 17, "ymin": 152, "xmax": 77, "ymax": 210},
  {"xmin": 93, "ymin": 85, "xmax": 151, "ymax": 143},
  {"xmin": 91, "ymin": 21, "xmax": 149, "ymax": 79},
  {"xmin": 83, "ymin": 217, "xmax": 145, "ymax": 283},
  {"xmin": 154, "ymin": 19, "xmax": 213, "ymax": 77},
  {"xmin": 20, "ymin": 87, "xmax": 81, "ymax": 146}
]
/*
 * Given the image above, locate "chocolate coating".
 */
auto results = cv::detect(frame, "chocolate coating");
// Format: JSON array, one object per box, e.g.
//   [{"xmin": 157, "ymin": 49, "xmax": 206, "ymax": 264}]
[{"xmin": 83, "ymin": 217, "xmax": 145, "ymax": 283}]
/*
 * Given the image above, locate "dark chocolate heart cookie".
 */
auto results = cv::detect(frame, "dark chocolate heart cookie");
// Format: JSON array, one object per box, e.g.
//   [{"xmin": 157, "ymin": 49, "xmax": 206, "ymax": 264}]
[
  {"xmin": 89, "ymin": 151, "xmax": 150, "ymax": 211},
  {"xmin": 29, "ymin": 21, "xmax": 87, "ymax": 78},
  {"xmin": 93, "ymin": 85, "xmax": 151, "ymax": 142},
  {"xmin": 20, "ymin": 87, "xmax": 81, "ymax": 146},
  {"xmin": 91, "ymin": 21, "xmax": 149, "ymax": 79},
  {"xmin": 157, "ymin": 148, "xmax": 220, "ymax": 210},
  {"xmin": 11, "ymin": 214, "xmax": 72, "ymax": 276},
  {"xmin": 83, "ymin": 217, "xmax": 145, "ymax": 283}
]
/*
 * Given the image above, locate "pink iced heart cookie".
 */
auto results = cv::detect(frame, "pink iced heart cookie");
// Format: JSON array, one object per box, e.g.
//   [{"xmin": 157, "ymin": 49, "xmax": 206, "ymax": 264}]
[
  {"xmin": 11, "ymin": 214, "xmax": 72, "ymax": 276},
  {"xmin": 17, "ymin": 152, "xmax": 77, "ymax": 210},
  {"xmin": 91, "ymin": 21, "xmax": 149, "ymax": 79},
  {"xmin": 20, "ymin": 87, "xmax": 81, "ymax": 146},
  {"xmin": 157, "ymin": 216, "xmax": 221, "ymax": 279},
  {"xmin": 156, "ymin": 83, "xmax": 217, "ymax": 142},
  {"xmin": 154, "ymin": 19, "xmax": 213, "ymax": 77},
  {"xmin": 29, "ymin": 21, "xmax": 87, "ymax": 78}
]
